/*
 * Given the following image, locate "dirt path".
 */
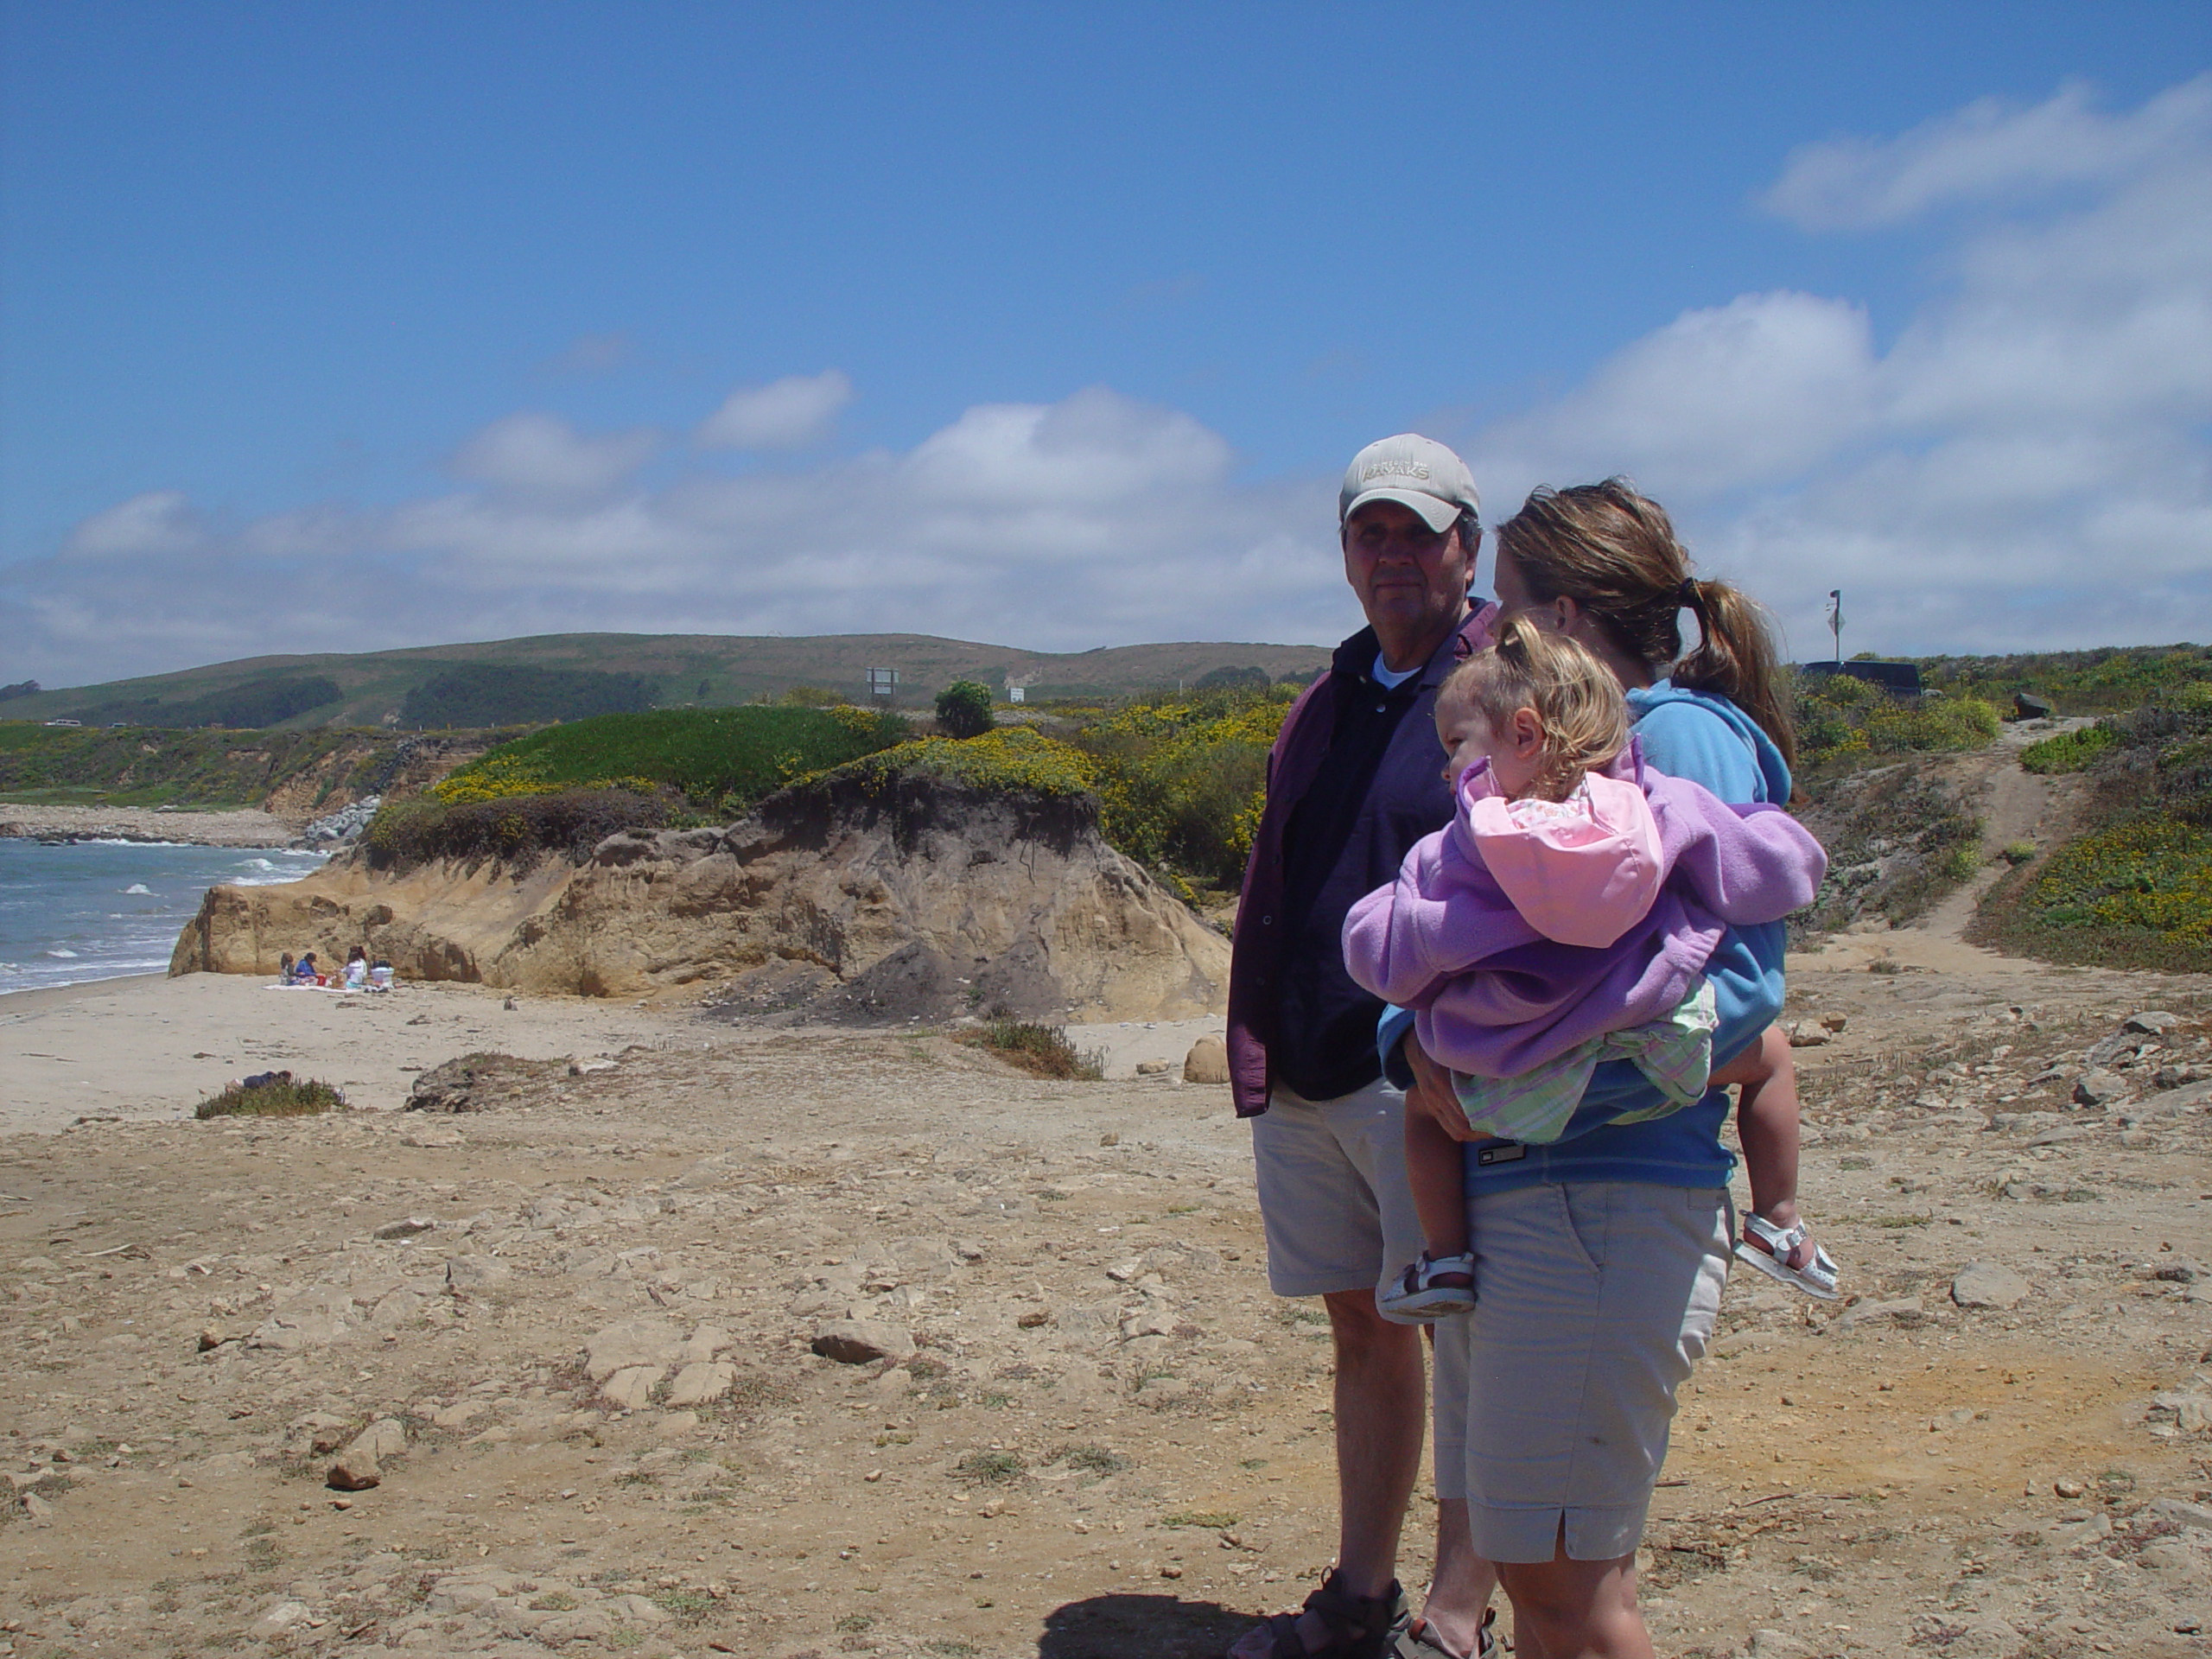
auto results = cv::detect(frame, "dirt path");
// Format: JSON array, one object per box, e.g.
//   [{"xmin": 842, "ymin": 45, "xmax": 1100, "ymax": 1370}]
[{"xmin": 1798, "ymin": 719, "xmax": 2095, "ymax": 978}]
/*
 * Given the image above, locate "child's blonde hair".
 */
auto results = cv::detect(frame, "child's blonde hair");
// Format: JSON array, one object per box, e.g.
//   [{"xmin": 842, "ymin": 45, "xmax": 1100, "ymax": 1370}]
[{"xmin": 1440, "ymin": 615, "xmax": 1630, "ymax": 801}]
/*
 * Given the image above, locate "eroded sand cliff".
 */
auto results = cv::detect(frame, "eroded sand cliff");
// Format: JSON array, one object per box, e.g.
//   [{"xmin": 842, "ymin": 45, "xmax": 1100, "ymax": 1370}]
[{"xmin": 168, "ymin": 772, "xmax": 1229, "ymax": 1020}]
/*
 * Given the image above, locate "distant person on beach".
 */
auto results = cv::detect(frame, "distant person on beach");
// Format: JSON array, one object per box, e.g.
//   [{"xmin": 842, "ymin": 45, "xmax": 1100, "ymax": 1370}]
[
  {"xmin": 343, "ymin": 946, "xmax": 369, "ymax": 990},
  {"xmin": 1340, "ymin": 618, "xmax": 1831, "ymax": 1326},
  {"xmin": 1226, "ymin": 435, "xmax": 1499, "ymax": 1659},
  {"xmin": 292, "ymin": 951, "xmax": 321, "ymax": 984},
  {"xmin": 1392, "ymin": 479, "xmax": 1815, "ymax": 1659}
]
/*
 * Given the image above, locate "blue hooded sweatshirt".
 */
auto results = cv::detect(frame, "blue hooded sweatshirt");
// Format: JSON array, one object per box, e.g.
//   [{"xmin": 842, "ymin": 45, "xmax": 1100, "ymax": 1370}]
[{"xmin": 1380, "ymin": 679, "xmax": 1793, "ymax": 1191}]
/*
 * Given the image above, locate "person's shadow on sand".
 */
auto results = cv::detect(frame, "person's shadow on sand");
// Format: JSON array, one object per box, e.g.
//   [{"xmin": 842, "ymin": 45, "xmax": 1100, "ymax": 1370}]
[{"xmin": 1035, "ymin": 1592, "xmax": 1250, "ymax": 1658}]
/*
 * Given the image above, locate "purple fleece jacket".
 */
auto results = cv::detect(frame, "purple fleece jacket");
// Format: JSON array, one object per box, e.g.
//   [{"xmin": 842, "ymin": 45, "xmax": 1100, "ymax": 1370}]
[{"xmin": 1341, "ymin": 740, "xmax": 1827, "ymax": 1079}]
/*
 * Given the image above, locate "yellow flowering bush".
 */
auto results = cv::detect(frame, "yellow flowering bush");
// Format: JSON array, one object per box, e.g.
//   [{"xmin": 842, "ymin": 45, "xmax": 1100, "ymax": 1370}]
[
  {"xmin": 829, "ymin": 726, "xmax": 1100, "ymax": 798},
  {"xmin": 1071, "ymin": 689, "xmax": 1290, "ymax": 883},
  {"xmin": 2024, "ymin": 817, "xmax": 2212, "ymax": 947}
]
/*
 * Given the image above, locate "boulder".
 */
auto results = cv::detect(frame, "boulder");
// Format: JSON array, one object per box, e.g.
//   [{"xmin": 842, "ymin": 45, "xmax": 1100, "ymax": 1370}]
[
  {"xmin": 404, "ymin": 1053, "xmax": 567, "ymax": 1113},
  {"xmin": 811, "ymin": 1319, "xmax": 915, "ymax": 1364},
  {"xmin": 1952, "ymin": 1261, "xmax": 2031, "ymax": 1309},
  {"xmin": 327, "ymin": 1418, "xmax": 406, "ymax": 1491},
  {"xmin": 664, "ymin": 1363, "xmax": 735, "ymax": 1408},
  {"xmin": 2012, "ymin": 691, "xmax": 2054, "ymax": 720},
  {"xmin": 583, "ymin": 1316, "xmax": 682, "ymax": 1382},
  {"xmin": 1184, "ymin": 1035, "xmax": 1230, "ymax": 1085},
  {"xmin": 2073, "ymin": 1069, "xmax": 2132, "ymax": 1108}
]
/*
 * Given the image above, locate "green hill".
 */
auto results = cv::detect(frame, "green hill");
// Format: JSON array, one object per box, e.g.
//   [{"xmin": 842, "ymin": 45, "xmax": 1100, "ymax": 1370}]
[{"xmin": 0, "ymin": 632, "xmax": 1336, "ymax": 730}]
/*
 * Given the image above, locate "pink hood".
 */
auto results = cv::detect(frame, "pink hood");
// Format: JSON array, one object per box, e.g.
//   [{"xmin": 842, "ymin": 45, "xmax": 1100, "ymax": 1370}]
[{"xmin": 1462, "ymin": 768, "xmax": 1663, "ymax": 950}]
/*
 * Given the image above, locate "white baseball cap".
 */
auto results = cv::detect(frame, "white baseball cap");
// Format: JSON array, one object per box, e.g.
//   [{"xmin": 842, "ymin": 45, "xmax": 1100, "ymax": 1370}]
[{"xmin": 1339, "ymin": 434, "xmax": 1481, "ymax": 534}]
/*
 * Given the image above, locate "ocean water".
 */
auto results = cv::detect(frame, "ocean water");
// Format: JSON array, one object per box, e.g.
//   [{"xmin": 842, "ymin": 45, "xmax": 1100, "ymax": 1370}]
[{"xmin": 0, "ymin": 838, "xmax": 328, "ymax": 996}]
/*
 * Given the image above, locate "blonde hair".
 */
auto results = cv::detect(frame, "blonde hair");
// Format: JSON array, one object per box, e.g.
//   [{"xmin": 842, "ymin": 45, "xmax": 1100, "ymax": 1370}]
[
  {"xmin": 1497, "ymin": 479, "xmax": 1796, "ymax": 768},
  {"xmin": 1441, "ymin": 616, "xmax": 1630, "ymax": 801}
]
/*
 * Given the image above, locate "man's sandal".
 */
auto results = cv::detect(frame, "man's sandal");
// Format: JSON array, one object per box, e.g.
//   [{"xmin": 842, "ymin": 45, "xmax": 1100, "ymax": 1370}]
[
  {"xmin": 1236, "ymin": 1569, "xmax": 1408, "ymax": 1659},
  {"xmin": 1734, "ymin": 1212, "xmax": 1841, "ymax": 1301},
  {"xmin": 1390, "ymin": 1605, "xmax": 1500, "ymax": 1658},
  {"xmin": 1376, "ymin": 1251, "xmax": 1477, "ymax": 1325}
]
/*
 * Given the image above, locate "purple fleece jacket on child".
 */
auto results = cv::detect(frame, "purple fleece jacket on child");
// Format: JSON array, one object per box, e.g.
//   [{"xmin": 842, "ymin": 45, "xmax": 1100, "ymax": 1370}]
[{"xmin": 1341, "ymin": 739, "xmax": 1827, "ymax": 1080}]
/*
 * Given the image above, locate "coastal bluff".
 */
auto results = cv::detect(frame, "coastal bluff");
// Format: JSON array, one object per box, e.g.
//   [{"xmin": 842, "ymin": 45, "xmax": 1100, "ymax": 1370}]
[{"xmin": 167, "ymin": 770, "xmax": 1229, "ymax": 1020}]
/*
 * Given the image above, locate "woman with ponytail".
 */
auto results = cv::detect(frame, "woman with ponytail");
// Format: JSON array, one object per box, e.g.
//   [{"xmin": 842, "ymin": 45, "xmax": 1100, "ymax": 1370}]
[{"xmin": 1387, "ymin": 480, "xmax": 1829, "ymax": 1659}]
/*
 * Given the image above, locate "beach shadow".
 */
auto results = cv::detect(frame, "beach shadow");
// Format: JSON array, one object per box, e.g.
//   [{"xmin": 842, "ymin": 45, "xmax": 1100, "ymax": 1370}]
[{"xmin": 1034, "ymin": 1591, "xmax": 1251, "ymax": 1657}]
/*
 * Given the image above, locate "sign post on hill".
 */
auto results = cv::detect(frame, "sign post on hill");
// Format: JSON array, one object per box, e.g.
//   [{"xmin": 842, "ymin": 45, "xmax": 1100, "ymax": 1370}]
[{"xmin": 1827, "ymin": 589, "xmax": 1844, "ymax": 664}]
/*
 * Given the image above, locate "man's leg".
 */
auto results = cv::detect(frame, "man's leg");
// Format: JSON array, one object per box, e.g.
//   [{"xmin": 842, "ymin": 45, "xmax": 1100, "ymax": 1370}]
[
  {"xmin": 1234, "ymin": 1083, "xmax": 1428, "ymax": 1656},
  {"xmin": 1228, "ymin": 1289, "xmax": 1423, "ymax": 1658},
  {"xmin": 1321, "ymin": 1287, "xmax": 1426, "ymax": 1598}
]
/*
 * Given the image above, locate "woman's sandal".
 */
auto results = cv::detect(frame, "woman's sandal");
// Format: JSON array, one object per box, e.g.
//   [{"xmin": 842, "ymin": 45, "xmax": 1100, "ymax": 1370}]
[
  {"xmin": 1734, "ymin": 1212, "xmax": 1841, "ymax": 1301},
  {"xmin": 1237, "ymin": 1569, "xmax": 1408, "ymax": 1658},
  {"xmin": 1376, "ymin": 1251, "xmax": 1478, "ymax": 1325},
  {"xmin": 1390, "ymin": 1605, "xmax": 1500, "ymax": 1658}
]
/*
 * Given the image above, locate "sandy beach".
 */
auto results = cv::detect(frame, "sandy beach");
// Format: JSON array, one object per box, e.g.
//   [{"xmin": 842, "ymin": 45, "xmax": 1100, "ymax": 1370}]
[
  {"xmin": 0, "ymin": 970, "xmax": 1226, "ymax": 1137},
  {"xmin": 0, "ymin": 803, "xmax": 306, "ymax": 847},
  {"xmin": 0, "ymin": 973, "xmax": 696, "ymax": 1135}
]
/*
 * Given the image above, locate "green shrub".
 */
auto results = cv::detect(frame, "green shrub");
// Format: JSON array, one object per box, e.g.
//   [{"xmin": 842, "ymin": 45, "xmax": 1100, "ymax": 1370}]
[
  {"xmin": 0, "ymin": 721, "xmax": 407, "ymax": 808},
  {"xmin": 364, "ymin": 789, "xmax": 673, "ymax": 872},
  {"xmin": 195, "ymin": 1077, "xmax": 346, "ymax": 1119},
  {"xmin": 2000, "ymin": 841, "xmax": 2037, "ymax": 866},
  {"xmin": 430, "ymin": 705, "xmax": 906, "ymax": 811},
  {"xmin": 934, "ymin": 680, "xmax": 996, "ymax": 739},
  {"xmin": 89, "ymin": 674, "xmax": 347, "ymax": 730},
  {"xmin": 957, "ymin": 1019, "xmax": 1105, "ymax": 1081},
  {"xmin": 1795, "ymin": 677, "xmax": 2002, "ymax": 772},
  {"xmin": 2019, "ymin": 725, "xmax": 2115, "ymax": 773},
  {"xmin": 1920, "ymin": 643, "xmax": 2212, "ymax": 715},
  {"xmin": 952, "ymin": 1449, "xmax": 1027, "ymax": 1484}
]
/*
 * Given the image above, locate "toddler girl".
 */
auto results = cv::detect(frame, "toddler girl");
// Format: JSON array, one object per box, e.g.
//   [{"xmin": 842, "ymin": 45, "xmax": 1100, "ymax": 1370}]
[{"xmin": 1342, "ymin": 619, "xmax": 1837, "ymax": 1320}]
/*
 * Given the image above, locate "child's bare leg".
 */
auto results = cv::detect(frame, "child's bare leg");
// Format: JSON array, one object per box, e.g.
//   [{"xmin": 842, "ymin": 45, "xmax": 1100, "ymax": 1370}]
[
  {"xmin": 1403, "ymin": 1107, "xmax": 1471, "ymax": 1285},
  {"xmin": 1712, "ymin": 1026, "xmax": 1815, "ymax": 1270}
]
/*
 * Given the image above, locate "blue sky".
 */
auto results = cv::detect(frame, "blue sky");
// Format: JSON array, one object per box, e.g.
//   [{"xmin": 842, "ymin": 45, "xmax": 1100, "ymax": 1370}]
[{"xmin": 3, "ymin": 2, "xmax": 2209, "ymax": 685}]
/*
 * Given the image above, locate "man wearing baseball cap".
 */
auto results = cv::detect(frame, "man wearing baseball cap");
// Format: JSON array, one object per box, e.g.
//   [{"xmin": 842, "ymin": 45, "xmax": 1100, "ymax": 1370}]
[{"xmin": 1227, "ymin": 435, "xmax": 1498, "ymax": 1659}]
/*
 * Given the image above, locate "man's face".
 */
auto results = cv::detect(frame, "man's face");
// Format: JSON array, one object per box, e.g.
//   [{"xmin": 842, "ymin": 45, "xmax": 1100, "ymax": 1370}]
[{"xmin": 1341, "ymin": 499, "xmax": 1476, "ymax": 643}]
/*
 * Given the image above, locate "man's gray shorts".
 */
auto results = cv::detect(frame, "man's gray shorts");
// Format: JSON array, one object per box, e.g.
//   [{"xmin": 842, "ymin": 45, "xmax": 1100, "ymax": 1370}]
[{"xmin": 1249, "ymin": 1077, "xmax": 1426, "ymax": 1299}]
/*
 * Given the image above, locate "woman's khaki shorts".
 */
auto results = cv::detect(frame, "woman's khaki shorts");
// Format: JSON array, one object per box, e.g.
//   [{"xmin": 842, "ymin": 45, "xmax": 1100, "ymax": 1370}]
[{"xmin": 1430, "ymin": 1180, "xmax": 1732, "ymax": 1563}]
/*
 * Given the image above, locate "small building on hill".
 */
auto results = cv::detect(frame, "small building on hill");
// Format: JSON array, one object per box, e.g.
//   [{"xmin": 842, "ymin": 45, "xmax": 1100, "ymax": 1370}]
[{"xmin": 1796, "ymin": 660, "xmax": 1923, "ymax": 697}]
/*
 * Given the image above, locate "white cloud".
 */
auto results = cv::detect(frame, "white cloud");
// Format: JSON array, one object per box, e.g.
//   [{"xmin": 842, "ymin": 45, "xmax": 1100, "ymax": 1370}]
[
  {"xmin": 1475, "ymin": 291, "xmax": 1877, "ymax": 499},
  {"xmin": 1469, "ymin": 75, "xmax": 2212, "ymax": 658},
  {"xmin": 694, "ymin": 370, "xmax": 853, "ymax": 450},
  {"xmin": 61, "ymin": 491, "xmax": 207, "ymax": 560},
  {"xmin": 450, "ymin": 412, "xmax": 660, "ymax": 496},
  {"xmin": 1764, "ymin": 73, "xmax": 2212, "ymax": 230},
  {"xmin": 0, "ymin": 386, "xmax": 1339, "ymax": 684}
]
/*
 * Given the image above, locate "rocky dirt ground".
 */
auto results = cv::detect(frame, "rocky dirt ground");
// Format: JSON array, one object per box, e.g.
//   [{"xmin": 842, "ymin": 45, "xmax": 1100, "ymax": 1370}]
[{"xmin": 2, "ymin": 957, "xmax": 2209, "ymax": 1659}]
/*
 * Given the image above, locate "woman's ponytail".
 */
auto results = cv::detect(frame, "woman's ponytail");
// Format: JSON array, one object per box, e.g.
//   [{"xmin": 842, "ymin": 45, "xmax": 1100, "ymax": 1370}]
[{"xmin": 1675, "ymin": 578, "xmax": 1797, "ymax": 770}]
